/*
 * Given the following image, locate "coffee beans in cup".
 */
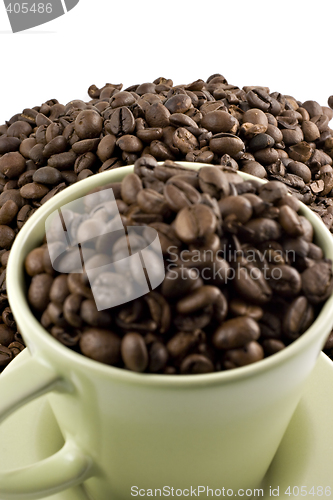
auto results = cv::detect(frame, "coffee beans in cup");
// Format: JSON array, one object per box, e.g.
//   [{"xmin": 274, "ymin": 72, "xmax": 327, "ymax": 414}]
[{"xmin": 24, "ymin": 160, "xmax": 333, "ymax": 374}]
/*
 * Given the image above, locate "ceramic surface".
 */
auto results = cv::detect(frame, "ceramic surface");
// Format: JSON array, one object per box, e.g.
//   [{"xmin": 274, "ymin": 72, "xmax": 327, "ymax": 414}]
[{"xmin": 1, "ymin": 350, "xmax": 333, "ymax": 500}]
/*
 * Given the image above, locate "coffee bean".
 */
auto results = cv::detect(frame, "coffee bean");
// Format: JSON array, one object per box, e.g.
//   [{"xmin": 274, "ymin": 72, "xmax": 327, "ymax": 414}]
[
  {"xmin": 262, "ymin": 339, "xmax": 285, "ymax": 356},
  {"xmin": 28, "ymin": 273, "xmax": 53, "ymax": 311},
  {"xmin": 0, "ymin": 323, "xmax": 15, "ymax": 346},
  {"xmin": 43, "ymin": 136, "xmax": 68, "ymax": 158},
  {"xmin": 180, "ymin": 354, "xmax": 214, "ymax": 374},
  {"xmin": 49, "ymin": 275, "xmax": 70, "ymax": 304},
  {"xmin": 268, "ymin": 265, "xmax": 302, "ymax": 297},
  {"xmin": 0, "ymin": 225, "xmax": 15, "ymax": 249},
  {"xmin": 198, "ymin": 166, "xmax": 230, "ymax": 199},
  {"xmin": 20, "ymin": 182, "xmax": 49, "ymax": 200},
  {"xmin": 116, "ymin": 134, "xmax": 143, "ymax": 154},
  {"xmin": 48, "ymin": 151, "xmax": 77, "ymax": 170},
  {"xmin": 137, "ymin": 188, "xmax": 168, "ymax": 215},
  {"xmin": 283, "ymin": 296, "xmax": 314, "ymax": 340},
  {"xmin": 301, "ymin": 261, "xmax": 333, "ymax": 304},
  {"xmin": 229, "ymin": 299, "xmax": 263, "ymax": 321},
  {"xmin": 244, "ymin": 218, "xmax": 282, "ymax": 243},
  {"xmin": 0, "ymin": 152, "xmax": 26, "ymax": 179},
  {"xmin": 63, "ymin": 294, "xmax": 83, "ymax": 328},
  {"xmin": 210, "ymin": 133, "xmax": 245, "ymax": 157},
  {"xmin": 219, "ymin": 195, "xmax": 253, "ymax": 223},
  {"xmin": 0, "ymin": 137, "xmax": 21, "ymax": 154},
  {"xmin": 80, "ymin": 300, "xmax": 112, "ymax": 328},
  {"xmin": 213, "ymin": 316, "xmax": 260, "ymax": 349},
  {"xmin": 164, "ymin": 178, "xmax": 201, "ymax": 212},
  {"xmin": 223, "ymin": 341, "xmax": 264, "ymax": 369},
  {"xmin": 0, "ymin": 344, "xmax": 13, "ymax": 367},
  {"xmin": 0, "ymin": 200, "xmax": 18, "ymax": 225},
  {"xmin": 74, "ymin": 110, "xmax": 103, "ymax": 139},
  {"xmin": 32, "ymin": 167, "xmax": 63, "ymax": 185},
  {"xmin": 233, "ymin": 261, "xmax": 272, "ymax": 305},
  {"xmin": 96, "ymin": 135, "xmax": 117, "ymax": 162},
  {"xmin": 174, "ymin": 204, "xmax": 217, "ymax": 243},
  {"xmin": 148, "ymin": 341, "xmax": 168, "ymax": 372},
  {"xmin": 176, "ymin": 286, "xmax": 223, "ymax": 314},
  {"xmin": 279, "ymin": 205, "xmax": 304, "ymax": 237},
  {"xmin": 25, "ymin": 247, "xmax": 45, "ymax": 276}
]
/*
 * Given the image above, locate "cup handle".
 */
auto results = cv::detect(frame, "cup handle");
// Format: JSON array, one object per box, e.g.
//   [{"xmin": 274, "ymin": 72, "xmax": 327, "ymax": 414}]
[{"xmin": 0, "ymin": 354, "xmax": 93, "ymax": 499}]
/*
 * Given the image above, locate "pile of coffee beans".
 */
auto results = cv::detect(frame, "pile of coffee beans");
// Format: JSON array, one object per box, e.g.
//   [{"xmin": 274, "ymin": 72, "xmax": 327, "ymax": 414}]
[
  {"xmin": 1, "ymin": 74, "xmax": 333, "ymax": 371},
  {"xmin": 24, "ymin": 160, "xmax": 333, "ymax": 374}
]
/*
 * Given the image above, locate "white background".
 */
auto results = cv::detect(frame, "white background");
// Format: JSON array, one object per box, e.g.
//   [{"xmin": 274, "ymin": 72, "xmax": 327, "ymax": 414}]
[{"xmin": 0, "ymin": 0, "xmax": 332, "ymax": 123}]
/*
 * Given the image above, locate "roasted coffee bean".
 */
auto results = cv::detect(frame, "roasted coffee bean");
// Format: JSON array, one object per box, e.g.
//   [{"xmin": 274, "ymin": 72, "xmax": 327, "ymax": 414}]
[
  {"xmin": 219, "ymin": 195, "xmax": 253, "ymax": 223},
  {"xmin": 32, "ymin": 166, "xmax": 63, "ymax": 185},
  {"xmin": 241, "ymin": 161, "xmax": 267, "ymax": 178},
  {"xmin": 49, "ymin": 274, "xmax": 70, "ymax": 304},
  {"xmin": 198, "ymin": 166, "xmax": 230, "ymax": 199},
  {"xmin": 0, "ymin": 136, "xmax": 21, "ymax": 154},
  {"xmin": 0, "ymin": 200, "xmax": 18, "ymax": 225},
  {"xmin": 20, "ymin": 182, "xmax": 49, "ymax": 200},
  {"xmin": 28, "ymin": 273, "xmax": 53, "ymax": 311},
  {"xmin": 174, "ymin": 204, "xmax": 216, "ymax": 243},
  {"xmin": 268, "ymin": 265, "xmax": 302, "ymax": 297},
  {"xmin": 80, "ymin": 328, "xmax": 121, "ymax": 365},
  {"xmin": 244, "ymin": 218, "xmax": 281, "ymax": 243},
  {"xmin": 261, "ymin": 339, "xmax": 285, "ymax": 356},
  {"xmin": 74, "ymin": 110, "xmax": 103, "ymax": 139},
  {"xmin": 229, "ymin": 299, "xmax": 263, "ymax": 321},
  {"xmin": 283, "ymin": 296, "xmax": 314, "ymax": 340},
  {"xmin": 121, "ymin": 173, "xmax": 143, "ymax": 205},
  {"xmin": 233, "ymin": 260, "xmax": 272, "ymax": 305},
  {"xmin": 0, "ymin": 225, "xmax": 15, "ymax": 249},
  {"xmin": 144, "ymin": 292, "xmax": 171, "ymax": 334},
  {"xmin": 210, "ymin": 133, "xmax": 245, "ymax": 157},
  {"xmin": 301, "ymin": 261, "xmax": 333, "ymax": 304},
  {"xmin": 43, "ymin": 136, "xmax": 68, "ymax": 157},
  {"xmin": 0, "ymin": 345, "xmax": 13, "ymax": 367},
  {"xmin": 176, "ymin": 286, "xmax": 225, "ymax": 315},
  {"xmin": 167, "ymin": 331, "xmax": 199, "ymax": 361},
  {"xmin": 164, "ymin": 178, "xmax": 201, "ymax": 212},
  {"xmin": 48, "ymin": 151, "xmax": 77, "ymax": 170},
  {"xmin": 121, "ymin": 332, "xmax": 148, "ymax": 372},
  {"xmin": 172, "ymin": 127, "xmax": 198, "ymax": 154},
  {"xmin": 0, "ymin": 152, "xmax": 26, "ymax": 179},
  {"xmin": 80, "ymin": 300, "xmax": 112, "ymax": 328},
  {"xmin": 25, "ymin": 247, "xmax": 45, "ymax": 276},
  {"xmin": 279, "ymin": 205, "xmax": 304, "ymax": 237},
  {"xmin": 8, "ymin": 341, "xmax": 25, "ymax": 357},
  {"xmin": 180, "ymin": 354, "xmax": 214, "ymax": 374},
  {"xmin": 213, "ymin": 316, "xmax": 260, "ymax": 349},
  {"xmin": 63, "ymin": 294, "xmax": 83, "ymax": 328},
  {"xmin": 223, "ymin": 341, "xmax": 264, "ymax": 369},
  {"xmin": 148, "ymin": 341, "xmax": 168, "ymax": 372},
  {"xmin": 0, "ymin": 323, "xmax": 15, "ymax": 346},
  {"xmin": 137, "ymin": 188, "xmax": 168, "ymax": 215},
  {"xmin": 2, "ymin": 307, "xmax": 16, "ymax": 329},
  {"xmin": 258, "ymin": 181, "xmax": 288, "ymax": 203}
]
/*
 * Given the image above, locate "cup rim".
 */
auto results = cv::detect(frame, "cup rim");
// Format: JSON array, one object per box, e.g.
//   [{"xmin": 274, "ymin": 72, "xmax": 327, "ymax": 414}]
[{"xmin": 6, "ymin": 162, "xmax": 333, "ymax": 387}]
